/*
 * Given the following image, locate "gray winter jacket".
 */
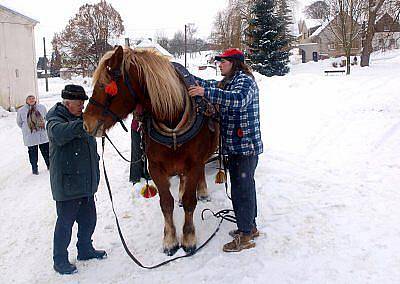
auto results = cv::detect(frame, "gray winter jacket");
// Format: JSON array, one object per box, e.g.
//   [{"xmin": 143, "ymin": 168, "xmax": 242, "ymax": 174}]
[
  {"xmin": 17, "ymin": 103, "xmax": 49, "ymax": 147},
  {"xmin": 46, "ymin": 102, "xmax": 100, "ymax": 201}
]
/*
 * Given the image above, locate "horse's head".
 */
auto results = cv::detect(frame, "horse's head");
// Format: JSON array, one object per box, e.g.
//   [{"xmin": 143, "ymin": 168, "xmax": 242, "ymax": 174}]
[
  {"xmin": 83, "ymin": 45, "xmax": 186, "ymax": 137},
  {"xmin": 83, "ymin": 46, "xmax": 139, "ymax": 137}
]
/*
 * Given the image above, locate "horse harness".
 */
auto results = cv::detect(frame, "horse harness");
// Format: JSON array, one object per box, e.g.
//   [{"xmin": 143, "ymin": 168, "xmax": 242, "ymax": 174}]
[{"xmin": 89, "ymin": 63, "xmax": 219, "ymax": 150}]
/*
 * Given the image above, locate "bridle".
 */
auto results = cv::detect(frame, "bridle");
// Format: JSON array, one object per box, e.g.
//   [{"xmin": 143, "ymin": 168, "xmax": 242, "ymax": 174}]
[{"xmin": 88, "ymin": 68, "xmax": 138, "ymax": 133}]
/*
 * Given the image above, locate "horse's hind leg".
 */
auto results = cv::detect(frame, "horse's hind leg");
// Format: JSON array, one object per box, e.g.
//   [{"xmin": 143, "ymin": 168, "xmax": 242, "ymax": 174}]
[
  {"xmin": 181, "ymin": 167, "xmax": 201, "ymax": 254},
  {"xmin": 197, "ymin": 165, "xmax": 210, "ymax": 202},
  {"xmin": 151, "ymin": 167, "xmax": 179, "ymax": 256}
]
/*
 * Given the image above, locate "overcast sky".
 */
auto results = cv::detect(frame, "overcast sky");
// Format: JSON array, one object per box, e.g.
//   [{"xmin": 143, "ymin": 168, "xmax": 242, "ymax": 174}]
[{"xmin": 1, "ymin": 0, "xmax": 228, "ymax": 56}]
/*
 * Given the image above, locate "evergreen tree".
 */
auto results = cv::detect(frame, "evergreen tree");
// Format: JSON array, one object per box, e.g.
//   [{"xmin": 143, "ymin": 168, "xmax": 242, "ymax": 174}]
[
  {"xmin": 276, "ymin": 0, "xmax": 294, "ymax": 46},
  {"xmin": 247, "ymin": 0, "xmax": 290, "ymax": 76}
]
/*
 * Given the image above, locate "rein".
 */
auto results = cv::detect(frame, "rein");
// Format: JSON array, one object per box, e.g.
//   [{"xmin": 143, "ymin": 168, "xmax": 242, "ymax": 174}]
[
  {"xmin": 101, "ymin": 136, "xmax": 230, "ymax": 269},
  {"xmin": 104, "ymin": 133, "xmax": 142, "ymax": 164}
]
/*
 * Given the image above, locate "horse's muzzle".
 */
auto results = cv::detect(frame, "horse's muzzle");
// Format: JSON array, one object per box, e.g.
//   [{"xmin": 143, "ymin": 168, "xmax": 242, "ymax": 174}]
[{"xmin": 83, "ymin": 120, "xmax": 104, "ymax": 137}]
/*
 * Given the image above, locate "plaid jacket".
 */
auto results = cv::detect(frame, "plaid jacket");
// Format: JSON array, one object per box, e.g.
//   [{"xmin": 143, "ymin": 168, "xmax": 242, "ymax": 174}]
[{"xmin": 194, "ymin": 71, "xmax": 263, "ymax": 156}]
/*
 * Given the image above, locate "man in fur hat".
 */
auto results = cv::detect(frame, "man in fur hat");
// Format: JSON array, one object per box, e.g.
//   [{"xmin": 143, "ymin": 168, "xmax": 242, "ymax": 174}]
[{"xmin": 46, "ymin": 84, "xmax": 106, "ymax": 275}]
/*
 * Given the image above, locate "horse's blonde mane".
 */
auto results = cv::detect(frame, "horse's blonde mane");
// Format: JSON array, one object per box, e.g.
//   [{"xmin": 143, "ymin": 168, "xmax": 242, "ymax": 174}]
[{"xmin": 93, "ymin": 47, "xmax": 184, "ymax": 122}]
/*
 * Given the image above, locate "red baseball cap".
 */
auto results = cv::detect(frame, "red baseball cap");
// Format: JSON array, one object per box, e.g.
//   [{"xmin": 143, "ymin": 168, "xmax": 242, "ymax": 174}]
[{"xmin": 215, "ymin": 48, "xmax": 245, "ymax": 62}]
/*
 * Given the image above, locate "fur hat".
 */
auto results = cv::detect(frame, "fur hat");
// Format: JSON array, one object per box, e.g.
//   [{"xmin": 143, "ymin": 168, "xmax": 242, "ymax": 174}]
[{"xmin": 61, "ymin": 84, "xmax": 88, "ymax": 100}]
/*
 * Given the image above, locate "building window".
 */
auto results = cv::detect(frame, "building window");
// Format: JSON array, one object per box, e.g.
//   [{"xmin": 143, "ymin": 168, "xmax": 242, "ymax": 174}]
[
  {"xmin": 328, "ymin": 43, "xmax": 335, "ymax": 50},
  {"xmin": 384, "ymin": 25, "xmax": 390, "ymax": 32}
]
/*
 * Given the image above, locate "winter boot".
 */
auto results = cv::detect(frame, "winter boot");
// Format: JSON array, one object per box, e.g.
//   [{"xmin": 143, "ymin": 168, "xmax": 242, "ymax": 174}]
[
  {"xmin": 229, "ymin": 227, "xmax": 260, "ymax": 239},
  {"xmin": 53, "ymin": 260, "xmax": 77, "ymax": 275},
  {"xmin": 223, "ymin": 233, "xmax": 256, "ymax": 253},
  {"xmin": 77, "ymin": 248, "xmax": 107, "ymax": 261}
]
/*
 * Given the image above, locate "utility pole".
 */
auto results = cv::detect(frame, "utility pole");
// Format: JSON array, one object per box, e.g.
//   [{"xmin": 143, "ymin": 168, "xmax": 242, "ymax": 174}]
[
  {"xmin": 43, "ymin": 37, "xmax": 49, "ymax": 92},
  {"xmin": 125, "ymin": 37, "xmax": 130, "ymax": 47},
  {"xmin": 184, "ymin": 24, "xmax": 187, "ymax": 68}
]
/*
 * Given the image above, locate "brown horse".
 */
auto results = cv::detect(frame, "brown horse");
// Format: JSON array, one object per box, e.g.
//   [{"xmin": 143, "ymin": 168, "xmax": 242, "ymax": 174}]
[{"xmin": 83, "ymin": 46, "xmax": 219, "ymax": 255}]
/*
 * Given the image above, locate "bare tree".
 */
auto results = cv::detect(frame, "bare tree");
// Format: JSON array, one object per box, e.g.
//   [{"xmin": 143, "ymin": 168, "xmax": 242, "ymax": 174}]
[
  {"xmin": 52, "ymin": 0, "xmax": 124, "ymax": 75},
  {"xmin": 360, "ymin": 0, "xmax": 386, "ymax": 66},
  {"xmin": 154, "ymin": 30, "xmax": 169, "ymax": 50},
  {"xmin": 210, "ymin": 0, "xmax": 254, "ymax": 49},
  {"xmin": 304, "ymin": 1, "xmax": 330, "ymax": 19},
  {"xmin": 323, "ymin": 0, "xmax": 364, "ymax": 74},
  {"xmin": 169, "ymin": 31, "xmax": 185, "ymax": 57}
]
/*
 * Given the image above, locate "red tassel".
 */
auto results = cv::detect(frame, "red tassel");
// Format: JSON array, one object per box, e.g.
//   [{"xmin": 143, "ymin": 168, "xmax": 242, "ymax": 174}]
[
  {"xmin": 105, "ymin": 80, "xmax": 118, "ymax": 96},
  {"xmin": 140, "ymin": 184, "xmax": 158, "ymax": 198}
]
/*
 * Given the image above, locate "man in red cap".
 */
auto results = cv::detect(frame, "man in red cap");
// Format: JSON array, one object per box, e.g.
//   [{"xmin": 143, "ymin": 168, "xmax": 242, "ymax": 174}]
[{"xmin": 189, "ymin": 48, "xmax": 263, "ymax": 252}]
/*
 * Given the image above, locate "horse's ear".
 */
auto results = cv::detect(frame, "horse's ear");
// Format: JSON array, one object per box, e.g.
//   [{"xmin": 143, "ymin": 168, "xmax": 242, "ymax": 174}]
[{"xmin": 107, "ymin": 45, "xmax": 123, "ymax": 71}]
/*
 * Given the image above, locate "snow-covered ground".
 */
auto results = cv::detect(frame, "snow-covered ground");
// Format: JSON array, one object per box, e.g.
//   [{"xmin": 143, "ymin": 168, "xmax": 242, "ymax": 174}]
[{"xmin": 1, "ymin": 50, "xmax": 400, "ymax": 283}]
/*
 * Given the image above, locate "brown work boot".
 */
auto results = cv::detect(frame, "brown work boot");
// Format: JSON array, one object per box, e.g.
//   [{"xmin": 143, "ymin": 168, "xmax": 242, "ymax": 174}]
[
  {"xmin": 229, "ymin": 227, "xmax": 260, "ymax": 239},
  {"xmin": 223, "ymin": 233, "xmax": 256, "ymax": 252}
]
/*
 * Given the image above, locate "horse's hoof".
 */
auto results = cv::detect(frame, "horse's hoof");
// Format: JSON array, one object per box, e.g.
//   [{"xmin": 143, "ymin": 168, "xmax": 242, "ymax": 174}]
[
  {"xmin": 182, "ymin": 245, "xmax": 197, "ymax": 255},
  {"xmin": 163, "ymin": 244, "xmax": 180, "ymax": 256},
  {"xmin": 197, "ymin": 195, "xmax": 211, "ymax": 202}
]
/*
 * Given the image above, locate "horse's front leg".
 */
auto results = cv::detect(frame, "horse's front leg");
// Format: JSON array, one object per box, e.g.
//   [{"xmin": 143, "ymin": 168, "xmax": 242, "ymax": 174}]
[
  {"xmin": 150, "ymin": 166, "xmax": 179, "ymax": 256},
  {"xmin": 181, "ymin": 166, "xmax": 201, "ymax": 254},
  {"xmin": 196, "ymin": 165, "xmax": 210, "ymax": 202}
]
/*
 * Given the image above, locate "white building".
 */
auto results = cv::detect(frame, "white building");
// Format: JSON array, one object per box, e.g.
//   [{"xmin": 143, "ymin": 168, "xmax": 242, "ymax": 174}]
[{"xmin": 0, "ymin": 4, "xmax": 38, "ymax": 110}]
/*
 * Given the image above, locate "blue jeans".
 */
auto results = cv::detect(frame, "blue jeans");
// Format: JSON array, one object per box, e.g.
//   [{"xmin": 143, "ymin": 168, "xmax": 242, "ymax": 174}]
[
  {"xmin": 53, "ymin": 196, "xmax": 96, "ymax": 264},
  {"xmin": 228, "ymin": 154, "xmax": 259, "ymax": 235}
]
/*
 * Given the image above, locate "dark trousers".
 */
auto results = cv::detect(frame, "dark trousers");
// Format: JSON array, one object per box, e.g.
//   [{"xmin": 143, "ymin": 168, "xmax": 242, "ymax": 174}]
[
  {"xmin": 53, "ymin": 196, "xmax": 97, "ymax": 264},
  {"xmin": 129, "ymin": 130, "xmax": 149, "ymax": 182},
  {"xmin": 228, "ymin": 154, "xmax": 259, "ymax": 235},
  {"xmin": 28, "ymin": 142, "xmax": 49, "ymax": 170}
]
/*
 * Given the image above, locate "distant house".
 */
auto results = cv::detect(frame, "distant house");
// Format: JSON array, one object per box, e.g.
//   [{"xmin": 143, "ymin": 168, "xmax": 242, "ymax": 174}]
[
  {"xmin": 36, "ymin": 56, "xmax": 49, "ymax": 78},
  {"xmin": 372, "ymin": 13, "xmax": 400, "ymax": 51},
  {"xmin": 134, "ymin": 39, "xmax": 173, "ymax": 59},
  {"xmin": 297, "ymin": 15, "xmax": 362, "ymax": 62},
  {"xmin": 297, "ymin": 19, "xmax": 322, "ymax": 42},
  {"xmin": 0, "ymin": 4, "xmax": 38, "ymax": 110}
]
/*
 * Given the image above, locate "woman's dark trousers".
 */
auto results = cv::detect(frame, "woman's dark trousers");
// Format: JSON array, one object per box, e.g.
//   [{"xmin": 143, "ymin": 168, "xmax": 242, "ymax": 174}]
[
  {"xmin": 28, "ymin": 142, "xmax": 50, "ymax": 171},
  {"xmin": 53, "ymin": 197, "xmax": 96, "ymax": 264},
  {"xmin": 228, "ymin": 154, "xmax": 259, "ymax": 235}
]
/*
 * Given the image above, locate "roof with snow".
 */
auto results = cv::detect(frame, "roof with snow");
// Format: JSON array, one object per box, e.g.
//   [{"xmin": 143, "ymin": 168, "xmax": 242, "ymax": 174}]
[
  {"xmin": 135, "ymin": 39, "xmax": 173, "ymax": 59},
  {"xmin": 310, "ymin": 18, "xmax": 334, "ymax": 38},
  {"xmin": 304, "ymin": 19, "xmax": 323, "ymax": 29}
]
